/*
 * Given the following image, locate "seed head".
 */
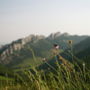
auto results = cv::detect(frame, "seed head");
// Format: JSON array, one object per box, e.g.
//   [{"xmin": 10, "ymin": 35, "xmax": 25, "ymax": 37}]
[
  {"xmin": 68, "ymin": 40, "xmax": 73, "ymax": 45},
  {"xmin": 42, "ymin": 58, "xmax": 47, "ymax": 62},
  {"xmin": 83, "ymin": 62, "xmax": 85, "ymax": 66}
]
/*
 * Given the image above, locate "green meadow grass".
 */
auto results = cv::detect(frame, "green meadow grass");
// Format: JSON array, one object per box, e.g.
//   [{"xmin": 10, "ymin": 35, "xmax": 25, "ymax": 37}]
[
  {"xmin": 0, "ymin": 59, "xmax": 90, "ymax": 90},
  {"xmin": 0, "ymin": 45, "xmax": 90, "ymax": 90}
]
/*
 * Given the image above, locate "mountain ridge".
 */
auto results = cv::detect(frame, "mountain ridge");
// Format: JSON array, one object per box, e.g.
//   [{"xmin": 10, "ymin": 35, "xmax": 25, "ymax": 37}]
[{"xmin": 0, "ymin": 32, "xmax": 89, "ymax": 66}]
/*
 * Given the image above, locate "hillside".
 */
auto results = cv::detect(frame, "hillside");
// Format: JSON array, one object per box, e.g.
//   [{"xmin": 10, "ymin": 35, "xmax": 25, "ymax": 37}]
[
  {"xmin": 0, "ymin": 33, "xmax": 90, "ymax": 90},
  {"xmin": 0, "ymin": 32, "xmax": 88, "ymax": 68},
  {"xmin": 73, "ymin": 37, "xmax": 90, "ymax": 65},
  {"xmin": 74, "ymin": 37, "xmax": 90, "ymax": 53}
]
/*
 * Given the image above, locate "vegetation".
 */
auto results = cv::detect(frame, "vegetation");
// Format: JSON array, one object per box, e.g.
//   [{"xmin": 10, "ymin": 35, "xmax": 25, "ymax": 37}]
[
  {"xmin": 0, "ymin": 35, "xmax": 90, "ymax": 90},
  {"xmin": 0, "ymin": 58, "xmax": 90, "ymax": 90},
  {"xmin": 0, "ymin": 48, "xmax": 90, "ymax": 90}
]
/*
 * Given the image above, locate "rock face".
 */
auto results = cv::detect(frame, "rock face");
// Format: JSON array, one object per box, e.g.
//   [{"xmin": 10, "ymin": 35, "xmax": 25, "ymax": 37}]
[
  {"xmin": 61, "ymin": 33, "xmax": 69, "ymax": 37},
  {"xmin": 48, "ymin": 32, "xmax": 61, "ymax": 39},
  {"xmin": 48, "ymin": 32, "xmax": 70, "ymax": 40},
  {"xmin": 0, "ymin": 39, "xmax": 24, "ymax": 64},
  {"xmin": 0, "ymin": 34, "xmax": 45, "ymax": 64},
  {"xmin": 23, "ymin": 35, "xmax": 45, "ymax": 43}
]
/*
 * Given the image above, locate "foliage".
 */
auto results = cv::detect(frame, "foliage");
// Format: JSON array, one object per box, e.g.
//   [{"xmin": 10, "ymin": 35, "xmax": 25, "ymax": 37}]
[{"xmin": 0, "ymin": 48, "xmax": 90, "ymax": 90}]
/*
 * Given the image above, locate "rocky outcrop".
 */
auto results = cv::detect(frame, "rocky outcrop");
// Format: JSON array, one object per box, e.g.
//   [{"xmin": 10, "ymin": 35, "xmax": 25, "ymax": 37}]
[
  {"xmin": 48, "ymin": 32, "xmax": 61, "ymax": 39},
  {"xmin": 61, "ymin": 33, "xmax": 69, "ymax": 37},
  {"xmin": 48, "ymin": 32, "xmax": 70, "ymax": 39},
  {"xmin": 0, "ymin": 39, "xmax": 24, "ymax": 64},
  {"xmin": 23, "ymin": 34, "xmax": 45, "ymax": 43},
  {"xmin": 0, "ymin": 34, "xmax": 45, "ymax": 64}
]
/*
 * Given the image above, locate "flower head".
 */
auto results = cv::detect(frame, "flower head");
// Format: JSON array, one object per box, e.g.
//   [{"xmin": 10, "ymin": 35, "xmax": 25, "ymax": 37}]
[
  {"xmin": 68, "ymin": 40, "xmax": 73, "ymax": 45},
  {"xmin": 42, "ymin": 58, "xmax": 47, "ymax": 62},
  {"xmin": 83, "ymin": 62, "xmax": 85, "ymax": 66},
  {"xmin": 53, "ymin": 44, "xmax": 60, "ymax": 49}
]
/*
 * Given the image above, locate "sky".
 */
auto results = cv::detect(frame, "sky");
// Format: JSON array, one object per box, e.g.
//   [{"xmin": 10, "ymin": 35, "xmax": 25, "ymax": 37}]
[{"xmin": 0, "ymin": 0, "xmax": 90, "ymax": 43}]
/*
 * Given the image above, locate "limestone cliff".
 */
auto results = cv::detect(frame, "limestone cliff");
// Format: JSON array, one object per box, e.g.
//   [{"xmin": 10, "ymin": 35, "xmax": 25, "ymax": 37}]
[{"xmin": 0, "ymin": 34, "xmax": 45, "ymax": 64}]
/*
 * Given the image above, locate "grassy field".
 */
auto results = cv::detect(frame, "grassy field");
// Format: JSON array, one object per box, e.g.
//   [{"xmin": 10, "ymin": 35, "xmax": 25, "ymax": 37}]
[
  {"xmin": 0, "ymin": 44, "xmax": 90, "ymax": 90},
  {"xmin": 0, "ymin": 57, "xmax": 90, "ymax": 90}
]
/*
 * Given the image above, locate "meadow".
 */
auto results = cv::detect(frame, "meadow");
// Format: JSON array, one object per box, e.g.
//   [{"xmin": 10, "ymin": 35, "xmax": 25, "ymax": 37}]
[
  {"xmin": 0, "ymin": 55, "xmax": 90, "ymax": 90},
  {"xmin": 0, "ymin": 42, "xmax": 90, "ymax": 90}
]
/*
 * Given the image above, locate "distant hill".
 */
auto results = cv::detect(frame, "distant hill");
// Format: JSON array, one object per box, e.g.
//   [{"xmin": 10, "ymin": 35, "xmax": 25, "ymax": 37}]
[
  {"xmin": 0, "ymin": 32, "xmax": 88, "ymax": 68},
  {"xmin": 74, "ymin": 37, "xmax": 90, "ymax": 53},
  {"xmin": 74, "ymin": 37, "xmax": 90, "ymax": 65}
]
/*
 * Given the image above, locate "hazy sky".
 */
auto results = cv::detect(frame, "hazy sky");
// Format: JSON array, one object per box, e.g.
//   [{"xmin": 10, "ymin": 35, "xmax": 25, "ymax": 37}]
[{"xmin": 0, "ymin": 0, "xmax": 90, "ymax": 43}]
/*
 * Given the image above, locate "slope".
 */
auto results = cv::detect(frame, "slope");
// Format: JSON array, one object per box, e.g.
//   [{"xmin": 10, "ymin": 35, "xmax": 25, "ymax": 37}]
[{"xmin": 0, "ymin": 32, "xmax": 88, "ymax": 68}]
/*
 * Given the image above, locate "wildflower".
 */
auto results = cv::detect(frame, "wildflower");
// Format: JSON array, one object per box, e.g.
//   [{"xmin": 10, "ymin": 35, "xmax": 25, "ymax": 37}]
[
  {"xmin": 42, "ymin": 58, "xmax": 47, "ymax": 62},
  {"xmin": 83, "ymin": 62, "xmax": 85, "ymax": 66},
  {"xmin": 52, "ymin": 44, "xmax": 60, "ymax": 56},
  {"xmin": 53, "ymin": 44, "xmax": 60, "ymax": 49},
  {"xmin": 83, "ymin": 62, "xmax": 85, "ymax": 73}
]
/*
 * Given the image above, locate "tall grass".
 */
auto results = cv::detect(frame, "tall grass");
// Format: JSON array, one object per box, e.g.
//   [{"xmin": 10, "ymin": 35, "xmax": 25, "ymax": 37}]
[
  {"xmin": 0, "ymin": 57, "xmax": 90, "ymax": 90},
  {"xmin": 0, "ymin": 45, "xmax": 90, "ymax": 90}
]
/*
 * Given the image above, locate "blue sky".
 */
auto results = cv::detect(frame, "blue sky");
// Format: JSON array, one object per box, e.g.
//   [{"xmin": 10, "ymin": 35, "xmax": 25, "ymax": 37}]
[{"xmin": 0, "ymin": 0, "xmax": 90, "ymax": 43}]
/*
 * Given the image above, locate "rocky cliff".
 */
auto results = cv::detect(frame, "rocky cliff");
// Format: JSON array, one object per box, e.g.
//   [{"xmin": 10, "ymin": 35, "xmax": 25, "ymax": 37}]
[
  {"xmin": 48, "ymin": 32, "xmax": 61, "ymax": 39},
  {"xmin": 0, "ymin": 34, "xmax": 45, "ymax": 64}
]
